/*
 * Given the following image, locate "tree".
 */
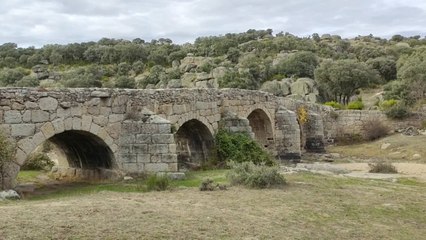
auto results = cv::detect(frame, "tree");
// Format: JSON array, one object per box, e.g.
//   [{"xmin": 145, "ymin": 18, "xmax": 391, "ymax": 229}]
[
  {"xmin": 397, "ymin": 47, "xmax": 426, "ymax": 103},
  {"xmin": 314, "ymin": 59, "xmax": 379, "ymax": 104},
  {"xmin": 274, "ymin": 51, "xmax": 318, "ymax": 78},
  {"xmin": 366, "ymin": 57, "xmax": 397, "ymax": 82}
]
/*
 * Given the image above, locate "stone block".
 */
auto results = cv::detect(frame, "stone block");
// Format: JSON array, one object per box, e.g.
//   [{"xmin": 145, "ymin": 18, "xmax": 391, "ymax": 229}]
[
  {"xmin": 31, "ymin": 110, "xmax": 50, "ymax": 123},
  {"xmin": 11, "ymin": 124, "xmax": 35, "ymax": 137},
  {"xmin": 152, "ymin": 134, "xmax": 174, "ymax": 144},
  {"xmin": 122, "ymin": 163, "xmax": 139, "ymax": 172},
  {"xmin": 57, "ymin": 108, "xmax": 71, "ymax": 118},
  {"xmin": 4, "ymin": 110, "xmax": 22, "ymax": 124},
  {"xmin": 25, "ymin": 101, "xmax": 38, "ymax": 109},
  {"xmin": 81, "ymin": 115, "xmax": 92, "ymax": 131},
  {"xmin": 145, "ymin": 163, "xmax": 169, "ymax": 172},
  {"xmin": 90, "ymin": 123, "xmax": 101, "ymax": 135},
  {"xmin": 64, "ymin": 118, "xmax": 73, "ymax": 130},
  {"xmin": 32, "ymin": 132, "xmax": 46, "ymax": 147},
  {"xmin": 38, "ymin": 97, "xmax": 58, "ymax": 111},
  {"xmin": 158, "ymin": 124, "xmax": 171, "ymax": 134},
  {"xmin": 119, "ymin": 134, "xmax": 135, "ymax": 144},
  {"xmin": 15, "ymin": 148, "xmax": 27, "ymax": 166},
  {"xmin": 109, "ymin": 114, "xmax": 124, "ymax": 123},
  {"xmin": 168, "ymin": 163, "xmax": 178, "ymax": 172},
  {"xmin": 132, "ymin": 144, "xmax": 148, "ymax": 154},
  {"xmin": 72, "ymin": 117, "xmax": 82, "ymax": 130},
  {"xmin": 17, "ymin": 138, "xmax": 36, "ymax": 155},
  {"xmin": 106, "ymin": 122, "xmax": 121, "ymax": 139},
  {"xmin": 93, "ymin": 116, "xmax": 108, "ymax": 126},
  {"xmin": 20, "ymin": 110, "xmax": 30, "ymax": 123},
  {"xmin": 172, "ymin": 105, "xmax": 186, "ymax": 114},
  {"xmin": 11, "ymin": 102, "xmax": 25, "ymax": 110},
  {"xmin": 136, "ymin": 134, "xmax": 151, "ymax": 144},
  {"xmin": 52, "ymin": 118, "xmax": 65, "ymax": 134},
  {"xmin": 149, "ymin": 144, "xmax": 170, "ymax": 154},
  {"xmin": 41, "ymin": 122, "xmax": 55, "ymax": 139},
  {"xmin": 169, "ymin": 144, "xmax": 177, "ymax": 153},
  {"xmin": 137, "ymin": 154, "xmax": 151, "ymax": 163},
  {"xmin": 162, "ymin": 154, "xmax": 177, "ymax": 163},
  {"xmin": 120, "ymin": 154, "xmax": 137, "ymax": 163}
]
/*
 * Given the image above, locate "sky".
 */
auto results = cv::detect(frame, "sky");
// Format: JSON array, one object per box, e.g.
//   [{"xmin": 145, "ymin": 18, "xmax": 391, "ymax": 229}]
[{"xmin": 1, "ymin": 0, "xmax": 426, "ymax": 47}]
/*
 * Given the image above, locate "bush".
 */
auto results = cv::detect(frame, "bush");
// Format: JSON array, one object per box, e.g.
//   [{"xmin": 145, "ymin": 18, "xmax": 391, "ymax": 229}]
[
  {"xmin": 21, "ymin": 153, "xmax": 54, "ymax": 171},
  {"xmin": 347, "ymin": 100, "xmax": 364, "ymax": 110},
  {"xmin": 0, "ymin": 130, "xmax": 14, "ymax": 189},
  {"xmin": 227, "ymin": 161, "xmax": 286, "ymax": 189},
  {"xmin": 361, "ymin": 119, "xmax": 390, "ymax": 141},
  {"xmin": 324, "ymin": 101, "xmax": 344, "ymax": 110},
  {"xmin": 385, "ymin": 102, "xmax": 410, "ymax": 119},
  {"xmin": 369, "ymin": 162, "xmax": 398, "ymax": 173},
  {"xmin": 215, "ymin": 130, "xmax": 274, "ymax": 166},
  {"xmin": 145, "ymin": 174, "xmax": 170, "ymax": 191},
  {"xmin": 380, "ymin": 99, "xmax": 398, "ymax": 110}
]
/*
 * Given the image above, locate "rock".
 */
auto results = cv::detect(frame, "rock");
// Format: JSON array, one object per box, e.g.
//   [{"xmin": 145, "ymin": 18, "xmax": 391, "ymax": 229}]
[
  {"xmin": 0, "ymin": 190, "xmax": 20, "ymax": 201},
  {"xmin": 381, "ymin": 143, "xmax": 391, "ymax": 150},
  {"xmin": 124, "ymin": 176, "xmax": 134, "ymax": 181},
  {"xmin": 211, "ymin": 67, "xmax": 229, "ymax": 79},
  {"xmin": 401, "ymin": 126, "xmax": 419, "ymax": 136},
  {"xmin": 412, "ymin": 154, "xmax": 421, "ymax": 160},
  {"xmin": 91, "ymin": 90, "xmax": 111, "ymax": 98},
  {"xmin": 181, "ymin": 73, "xmax": 197, "ymax": 88},
  {"xmin": 260, "ymin": 79, "xmax": 291, "ymax": 97},
  {"xmin": 290, "ymin": 78, "xmax": 315, "ymax": 96},
  {"xmin": 167, "ymin": 79, "xmax": 183, "ymax": 88},
  {"xmin": 38, "ymin": 97, "xmax": 58, "ymax": 111}
]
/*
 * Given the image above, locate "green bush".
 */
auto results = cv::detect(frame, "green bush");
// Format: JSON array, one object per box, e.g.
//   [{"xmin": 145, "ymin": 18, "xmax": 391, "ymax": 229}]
[
  {"xmin": 385, "ymin": 102, "xmax": 410, "ymax": 119},
  {"xmin": 362, "ymin": 119, "xmax": 390, "ymax": 141},
  {"xmin": 215, "ymin": 130, "xmax": 274, "ymax": 166},
  {"xmin": 227, "ymin": 161, "xmax": 286, "ymax": 189},
  {"xmin": 145, "ymin": 174, "xmax": 170, "ymax": 191},
  {"xmin": 324, "ymin": 101, "xmax": 344, "ymax": 110},
  {"xmin": 347, "ymin": 100, "xmax": 364, "ymax": 110},
  {"xmin": 0, "ymin": 130, "xmax": 14, "ymax": 189},
  {"xmin": 21, "ymin": 153, "xmax": 54, "ymax": 171},
  {"xmin": 368, "ymin": 162, "xmax": 398, "ymax": 173},
  {"xmin": 380, "ymin": 99, "xmax": 398, "ymax": 110}
]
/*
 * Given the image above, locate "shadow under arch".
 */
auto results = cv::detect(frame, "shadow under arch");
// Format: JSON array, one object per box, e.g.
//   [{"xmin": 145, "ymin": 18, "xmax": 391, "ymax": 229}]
[
  {"xmin": 174, "ymin": 119, "xmax": 215, "ymax": 170},
  {"xmin": 47, "ymin": 130, "xmax": 116, "ymax": 169},
  {"xmin": 247, "ymin": 109, "xmax": 274, "ymax": 149}
]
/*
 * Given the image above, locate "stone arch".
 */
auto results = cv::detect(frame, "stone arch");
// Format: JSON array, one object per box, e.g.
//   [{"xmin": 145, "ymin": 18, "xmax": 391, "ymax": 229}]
[
  {"xmin": 7, "ymin": 117, "xmax": 118, "ymax": 188},
  {"xmin": 175, "ymin": 114, "xmax": 215, "ymax": 137},
  {"xmin": 247, "ymin": 108, "xmax": 274, "ymax": 148},
  {"xmin": 174, "ymin": 119, "xmax": 215, "ymax": 170}
]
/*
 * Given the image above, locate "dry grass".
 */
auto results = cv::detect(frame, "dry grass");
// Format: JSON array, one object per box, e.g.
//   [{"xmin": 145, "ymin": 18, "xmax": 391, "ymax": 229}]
[
  {"xmin": 328, "ymin": 134, "xmax": 426, "ymax": 163},
  {"xmin": 1, "ymin": 173, "xmax": 426, "ymax": 240}
]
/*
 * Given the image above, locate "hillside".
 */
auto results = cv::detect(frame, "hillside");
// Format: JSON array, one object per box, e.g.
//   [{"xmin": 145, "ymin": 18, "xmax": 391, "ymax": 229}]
[{"xmin": 0, "ymin": 30, "xmax": 425, "ymax": 107}]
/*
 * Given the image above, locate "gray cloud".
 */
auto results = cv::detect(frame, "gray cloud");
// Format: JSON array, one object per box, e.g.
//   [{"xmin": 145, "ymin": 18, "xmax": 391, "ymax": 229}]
[{"xmin": 0, "ymin": 0, "xmax": 425, "ymax": 47}]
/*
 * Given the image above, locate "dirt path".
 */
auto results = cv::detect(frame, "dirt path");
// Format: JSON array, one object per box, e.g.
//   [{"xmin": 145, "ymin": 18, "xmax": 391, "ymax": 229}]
[{"xmin": 335, "ymin": 163, "xmax": 426, "ymax": 181}]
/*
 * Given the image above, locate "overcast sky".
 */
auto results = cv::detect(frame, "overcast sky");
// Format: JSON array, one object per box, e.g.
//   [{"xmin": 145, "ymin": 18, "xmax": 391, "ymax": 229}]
[{"xmin": 1, "ymin": 0, "xmax": 426, "ymax": 47}]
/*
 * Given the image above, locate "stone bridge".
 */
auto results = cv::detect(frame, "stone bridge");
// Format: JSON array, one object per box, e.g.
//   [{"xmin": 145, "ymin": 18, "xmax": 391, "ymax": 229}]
[{"xmin": 0, "ymin": 88, "xmax": 326, "ymax": 188}]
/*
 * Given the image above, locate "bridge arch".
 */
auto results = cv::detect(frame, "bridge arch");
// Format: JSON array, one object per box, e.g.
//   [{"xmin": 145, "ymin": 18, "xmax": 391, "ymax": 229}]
[
  {"xmin": 174, "ymin": 119, "xmax": 215, "ymax": 170},
  {"xmin": 247, "ymin": 108, "xmax": 274, "ymax": 149}
]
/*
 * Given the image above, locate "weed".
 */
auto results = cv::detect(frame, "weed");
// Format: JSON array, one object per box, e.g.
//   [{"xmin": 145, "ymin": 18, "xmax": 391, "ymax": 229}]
[
  {"xmin": 368, "ymin": 162, "xmax": 398, "ymax": 173},
  {"xmin": 145, "ymin": 174, "xmax": 171, "ymax": 191},
  {"xmin": 227, "ymin": 161, "xmax": 286, "ymax": 189}
]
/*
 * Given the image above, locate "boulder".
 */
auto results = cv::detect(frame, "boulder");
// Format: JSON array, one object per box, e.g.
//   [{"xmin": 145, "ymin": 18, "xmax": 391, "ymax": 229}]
[
  {"xmin": 181, "ymin": 73, "xmax": 197, "ymax": 88},
  {"xmin": 167, "ymin": 79, "xmax": 183, "ymax": 88},
  {"xmin": 260, "ymin": 79, "xmax": 291, "ymax": 96},
  {"xmin": 0, "ymin": 190, "xmax": 20, "ymax": 201},
  {"xmin": 211, "ymin": 67, "xmax": 229, "ymax": 79}
]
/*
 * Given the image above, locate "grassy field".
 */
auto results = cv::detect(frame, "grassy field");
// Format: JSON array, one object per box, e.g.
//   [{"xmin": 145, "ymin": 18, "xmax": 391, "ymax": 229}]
[{"xmin": 1, "ymin": 171, "xmax": 426, "ymax": 239}]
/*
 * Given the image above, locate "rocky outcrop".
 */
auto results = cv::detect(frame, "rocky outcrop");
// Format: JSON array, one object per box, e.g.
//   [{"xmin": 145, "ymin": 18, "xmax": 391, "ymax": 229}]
[{"xmin": 261, "ymin": 78, "xmax": 320, "ymax": 102}]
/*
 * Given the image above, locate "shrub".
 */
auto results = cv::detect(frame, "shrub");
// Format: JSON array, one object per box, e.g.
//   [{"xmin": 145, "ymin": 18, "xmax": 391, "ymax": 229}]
[
  {"xmin": 21, "ymin": 153, "xmax": 54, "ymax": 171},
  {"xmin": 145, "ymin": 174, "xmax": 170, "ymax": 191},
  {"xmin": 215, "ymin": 130, "xmax": 274, "ymax": 166},
  {"xmin": 361, "ymin": 119, "xmax": 390, "ymax": 141},
  {"xmin": 368, "ymin": 162, "xmax": 398, "ymax": 173},
  {"xmin": 385, "ymin": 102, "xmax": 410, "ymax": 119},
  {"xmin": 380, "ymin": 99, "xmax": 398, "ymax": 110},
  {"xmin": 347, "ymin": 100, "xmax": 364, "ymax": 110},
  {"xmin": 199, "ymin": 178, "xmax": 216, "ymax": 191},
  {"xmin": 227, "ymin": 161, "xmax": 286, "ymax": 189},
  {"xmin": 324, "ymin": 101, "xmax": 344, "ymax": 110},
  {"xmin": 0, "ymin": 130, "xmax": 14, "ymax": 189}
]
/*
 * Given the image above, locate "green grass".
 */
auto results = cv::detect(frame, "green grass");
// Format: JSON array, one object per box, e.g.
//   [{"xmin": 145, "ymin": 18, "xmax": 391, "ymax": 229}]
[
  {"xmin": 16, "ymin": 170, "xmax": 45, "ymax": 182},
  {"xmin": 172, "ymin": 169, "xmax": 228, "ymax": 188},
  {"xmin": 22, "ymin": 170, "xmax": 230, "ymax": 201}
]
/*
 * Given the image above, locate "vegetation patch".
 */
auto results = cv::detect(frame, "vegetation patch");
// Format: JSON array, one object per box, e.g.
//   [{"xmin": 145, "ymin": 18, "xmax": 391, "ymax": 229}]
[
  {"xmin": 227, "ymin": 161, "xmax": 286, "ymax": 189},
  {"xmin": 369, "ymin": 162, "xmax": 398, "ymax": 174},
  {"xmin": 361, "ymin": 119, "xmax": 390, "ymax": 141},
  {"xmin": 215, "ymin": 129, "xmax": 274, "ymax": 166}
]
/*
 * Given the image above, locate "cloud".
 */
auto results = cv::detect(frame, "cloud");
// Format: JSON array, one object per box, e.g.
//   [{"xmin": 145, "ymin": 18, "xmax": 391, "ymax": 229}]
[{"xmin": 0, "ymin": 0, "xmax": 425, "ymax": 47}]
